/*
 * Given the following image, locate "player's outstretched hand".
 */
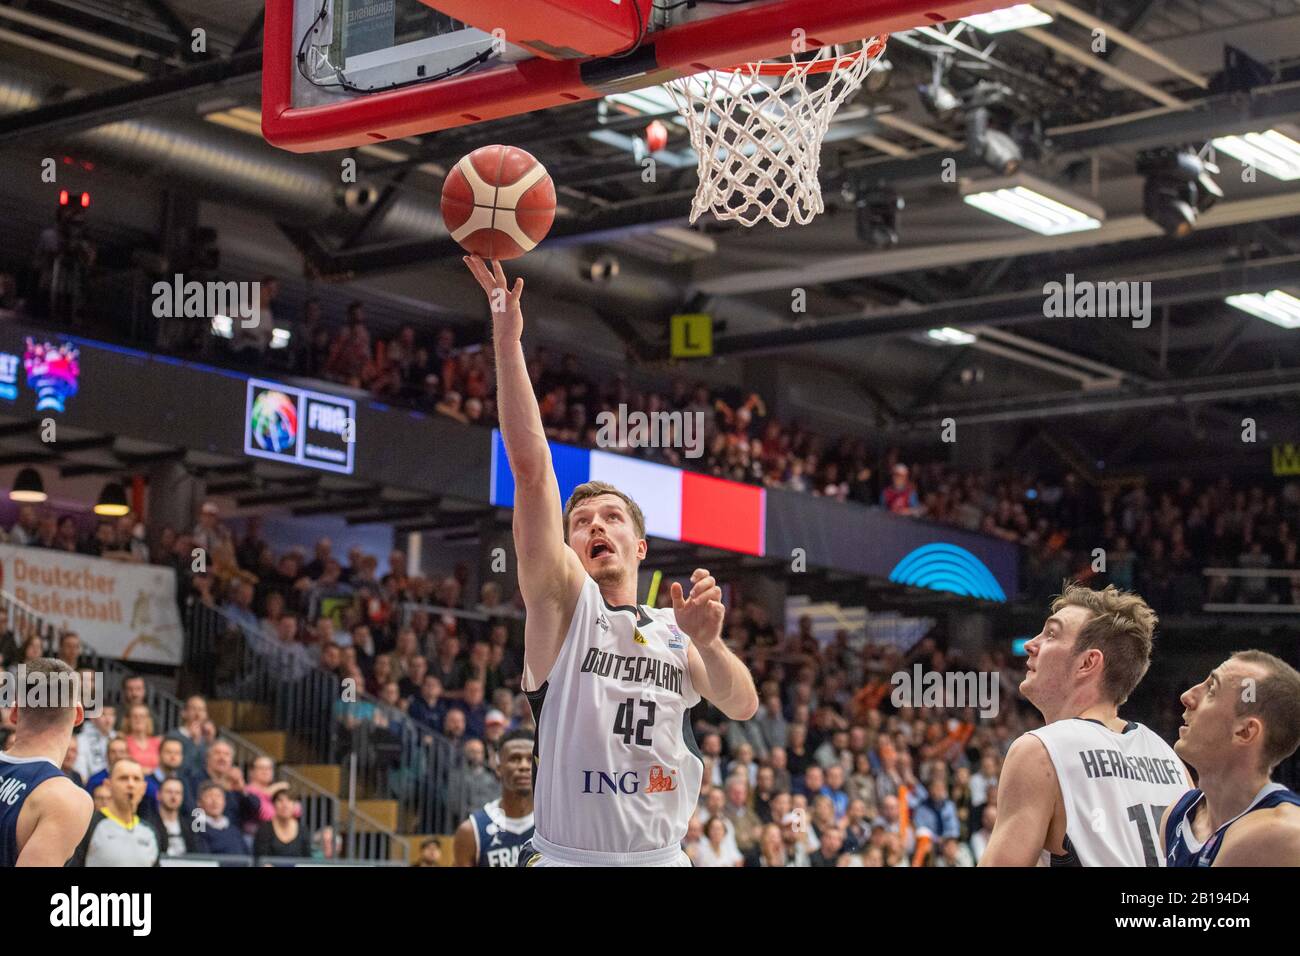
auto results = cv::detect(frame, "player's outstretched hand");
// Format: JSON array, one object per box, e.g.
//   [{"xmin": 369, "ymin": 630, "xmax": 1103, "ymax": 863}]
[
  {"xmin": 671, "ymin": 568, "xmax": 725, "ymax": 647},
  {"xmin": 464, "ymin": 255, "xmax": 524, "ymax": 341}
]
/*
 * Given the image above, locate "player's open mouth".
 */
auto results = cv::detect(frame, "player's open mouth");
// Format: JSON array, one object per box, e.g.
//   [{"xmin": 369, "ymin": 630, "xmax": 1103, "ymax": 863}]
[{"xmin": 590, "ymin": 540, "xmax": 613, "ymax": 558}]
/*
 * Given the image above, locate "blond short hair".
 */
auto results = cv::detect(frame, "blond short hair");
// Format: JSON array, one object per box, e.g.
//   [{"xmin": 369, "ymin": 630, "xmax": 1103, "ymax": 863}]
[
  {"xmin": 1051, "ymin": 582, "xmax": 1158, "ymax": 706},
  {"xmin": 562, "ymin": 481, "xmax": 646, "ymax": 543}
]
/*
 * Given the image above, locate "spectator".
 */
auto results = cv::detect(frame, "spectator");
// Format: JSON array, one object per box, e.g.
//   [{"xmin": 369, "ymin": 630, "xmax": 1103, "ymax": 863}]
[
  {"xmin": 721, "ymin": 777, "xmax": 763, "ymax": 854},
  {"xmin": 166, "ymin": 695, "xmax": 214, "ymax": 771},
  {"xmin": 149, "ymin": 738, "xmax": 190, "ymax": 805},
  {"xmin": 8, "ymin": 504, "xmax": 41, "ymax": 547},
  {"xmin": 448, "ymin": 738, "xmax": 498, "ymax": 819},
  {"xmin": 408, "ymin": 674, "xmax": 448, "ymax": 729},
  {"xmin": 191, "ymin": 782, "xmax": 247, "ymax": 856},
  {"xmin": 881, "ymin": 464, "xmax": 921, "ymax": 516},
  {"xmin": 186, "ymin": 739, "xmax": 260, "ymax": 831},
  {"xmin": 411, "ymin": 837, "xmax": 443, "ymax": 867},
  {"xmin": 151, "ymin": 776, "xmax": 198, "ymax": 858},
  {"xmin": 254, "ymin": 786, "xmax": 311, "ymax": 860},
  {"xmin": 744, "ymin": 822, "xmax": 790, "ymax": 867},
  {"xmin": 192, "ymin": 500, "xmax": 233, "ymax": 559},
  {"xmin": 56, "ymin": 631, "xmax": 83, "ymax": 670},
  {"xmin": 692, "ymin": 815, "xmax": 744, "ymax": 867},
  {"xmin": 121, "ymin": 704, "xmax": 161, "ymax": 774},
  {"xmin": 73, "ymin": 703, "xmax": 116, "ymax": 782},
  {"xmin": 810, "ymin": 826, "xmax": 845, "ymax": 866}
]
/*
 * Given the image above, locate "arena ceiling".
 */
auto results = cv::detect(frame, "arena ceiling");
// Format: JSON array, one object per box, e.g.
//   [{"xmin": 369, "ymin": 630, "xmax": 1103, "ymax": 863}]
[{"xmin": 0, "ymin": 0, "xmax": 1298, "ymax": 479}]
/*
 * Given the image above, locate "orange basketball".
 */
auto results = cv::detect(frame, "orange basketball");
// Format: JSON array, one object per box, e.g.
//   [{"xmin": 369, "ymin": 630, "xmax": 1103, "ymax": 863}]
[{"xmin": 441, "ymin": 145, "xmax": 556, "ymax": 260}]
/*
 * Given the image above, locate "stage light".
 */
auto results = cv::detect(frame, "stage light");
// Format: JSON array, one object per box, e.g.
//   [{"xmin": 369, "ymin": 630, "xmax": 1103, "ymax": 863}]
[
  {"xmin": 967, "ymin": 106, "xmax": 1022, "ymax": 175},
  {"xmin": 1138, "ymin": 146, "xmax": 1222, "ymax": 237},
  {"xmin": 848, "ymin": 182, "xmax": 904, "ymax": 248}
]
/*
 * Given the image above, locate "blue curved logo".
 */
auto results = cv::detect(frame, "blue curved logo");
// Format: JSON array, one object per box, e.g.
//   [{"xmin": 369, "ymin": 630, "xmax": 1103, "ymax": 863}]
[{"xmin": 889, "ymin": 543, "xmax": 1006, "ymax": 601}]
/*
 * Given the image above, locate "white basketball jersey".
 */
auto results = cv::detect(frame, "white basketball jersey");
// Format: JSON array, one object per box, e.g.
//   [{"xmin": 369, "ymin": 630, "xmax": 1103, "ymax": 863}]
[
  {"xmin": 525, "ymin": 574, "xmax": 704, "ymax": 855},
  {"xmin": 1028, "ymin": 718, "xmax": 1190, "ymax": 867}
]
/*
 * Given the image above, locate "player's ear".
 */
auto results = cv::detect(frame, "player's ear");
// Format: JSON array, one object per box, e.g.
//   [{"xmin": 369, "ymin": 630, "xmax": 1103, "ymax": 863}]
[
  {"xmin": 636, "ymin": 538, "xmax": 647, "ymax": 561},
  {"xmin": 73, "ymin": 702, "xmax": 85, "ymax": 728}
]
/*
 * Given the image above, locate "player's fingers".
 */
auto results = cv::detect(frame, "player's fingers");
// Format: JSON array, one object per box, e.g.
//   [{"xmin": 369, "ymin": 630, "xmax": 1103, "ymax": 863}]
[
  {"xmin": 492, "ymin": 259, "xmax": 508, "ymax": 286},
  {"xmin": 464, "ymin": 256, "xmax": 492, "ymax": 289},
  {"xmin": 511, "ymin": 277, "xmax": 524, "ymax": 300},
  {"xmin": 692, "ymin": 567, "xmax": 708, "ymax": 582},
  {"xmin": 690, "ymin": 575, "xmax": 715, "ymax": 597},
  {"xmin": 703, "ymin": 587, "xmax": 722, "ymax": 604},
  {"xmin": 670, "ymin": 580, "xmax": 685, "ymax": 609}
]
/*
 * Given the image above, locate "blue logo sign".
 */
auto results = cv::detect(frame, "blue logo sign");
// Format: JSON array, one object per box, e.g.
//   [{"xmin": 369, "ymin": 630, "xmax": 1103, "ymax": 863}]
[{"xmin": 889, "ymin": 543, "xmax": 1007, "ymax": 602}]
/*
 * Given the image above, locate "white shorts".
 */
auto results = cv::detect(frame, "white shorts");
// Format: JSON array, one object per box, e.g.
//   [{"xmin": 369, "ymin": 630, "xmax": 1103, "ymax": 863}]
[{"xmin": 522, "ymin": 833, "xmax": 693, "ymax": 867}]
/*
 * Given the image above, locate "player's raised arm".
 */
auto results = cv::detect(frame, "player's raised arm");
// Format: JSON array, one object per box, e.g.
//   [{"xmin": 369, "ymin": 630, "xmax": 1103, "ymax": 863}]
[
  {"xmin": 978, "ymin": 734, "xmax": 1058, "ymax": 866},
  {"xmin": 464, "ymin": 256, "xmax": 583, "ymax": 684}
]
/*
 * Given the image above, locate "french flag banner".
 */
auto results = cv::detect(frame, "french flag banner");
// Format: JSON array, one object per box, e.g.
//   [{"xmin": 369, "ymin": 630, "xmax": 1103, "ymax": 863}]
[{"xmin": 489, "ymin": 430, "xmax": 765, "ymax": 556}]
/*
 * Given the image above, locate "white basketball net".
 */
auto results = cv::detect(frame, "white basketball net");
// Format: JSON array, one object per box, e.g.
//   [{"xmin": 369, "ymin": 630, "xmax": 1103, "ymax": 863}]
[{"xmin": 666, "ymin": 37, "xmax": 889, "ymax": 228}]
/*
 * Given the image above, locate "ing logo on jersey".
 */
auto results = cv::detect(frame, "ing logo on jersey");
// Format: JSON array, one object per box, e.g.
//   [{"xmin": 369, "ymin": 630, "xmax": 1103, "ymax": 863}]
[
  {"xmin": 665, "ymin": 624, "xmax": 685, "ymax": 650},
  {"xmin": 632, "ymin": 629, "xmax": 648, "ymax": 645},
  {"xmin": 646, "ymin": 765, "xmax": 677, "ymax": 793}
]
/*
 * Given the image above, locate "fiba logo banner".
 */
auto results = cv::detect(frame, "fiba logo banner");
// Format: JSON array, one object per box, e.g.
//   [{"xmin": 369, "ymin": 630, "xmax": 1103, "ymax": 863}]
[
  {"xmin": 244, "ymin": 378, "xmax": 356, "ymax": 475},
  {"xmin": 249, "ymin": 389, "xmax": 297, "ymax": 454},
  {"xmin": 888, "ymin": 543, "xmax": 1006, "ymax": 602},
  {"xmin": 23, "ymin": 338, "xmax": 80, "ymax": 412}
]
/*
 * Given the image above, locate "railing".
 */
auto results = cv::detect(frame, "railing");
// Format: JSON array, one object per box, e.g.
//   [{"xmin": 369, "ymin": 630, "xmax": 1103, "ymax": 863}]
[
  {"xmin": 182, "ymin": 600, "xmax": 339, "ymax": 761},
  {"xmin": 397, "ymin": 599, "xmax": 524, "ymax": 631},
  {"xmin": 338, "ymin": 694, "xmax": 464, "ymax": 836},
  {"xmin": 222, "ymin": 727, "xmax": 412, "ymax": 864},
  {"xmin": 184, "ymin": 600, "xmax": 464, "ymax": 837},
  {"xmin": 2, "ymin": 588, "xmax": 412, "ymax": 863},
  {"xmin": 1201, "ymin": 567, "xmax": 1300, "ymax": 613}
]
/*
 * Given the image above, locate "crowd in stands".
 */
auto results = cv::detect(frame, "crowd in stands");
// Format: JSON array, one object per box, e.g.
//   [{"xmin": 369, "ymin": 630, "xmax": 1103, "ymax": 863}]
[
  {"xmin": 9, "ymin": 247, "xmax": 1300, "ymax": 612},
  {"xmin": 3, "ymin": 476, "xmax": 1296, "ymax": 864},
  {"xmin": 178, "ymin": 287, "xmax": 1300, "ymax": 612}
]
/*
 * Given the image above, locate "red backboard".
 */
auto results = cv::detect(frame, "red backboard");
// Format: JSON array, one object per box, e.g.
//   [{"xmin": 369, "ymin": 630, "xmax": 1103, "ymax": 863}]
[{"xmin": 262, "ymin": 0, "xmax": 1007, "ymax": 153}]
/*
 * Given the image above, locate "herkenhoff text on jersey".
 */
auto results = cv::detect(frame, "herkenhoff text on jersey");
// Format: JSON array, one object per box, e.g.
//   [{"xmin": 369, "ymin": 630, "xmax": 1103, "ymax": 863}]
[{"xmin": 581, "ymin": 648, "xmax": 684, "ymax": 695}]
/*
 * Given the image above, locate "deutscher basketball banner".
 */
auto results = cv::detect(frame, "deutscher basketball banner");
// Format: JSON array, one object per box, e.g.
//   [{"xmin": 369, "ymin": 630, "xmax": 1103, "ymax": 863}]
[{"xmin": 0, "ymin": 545, "xmax": 183, "ymax": 664}]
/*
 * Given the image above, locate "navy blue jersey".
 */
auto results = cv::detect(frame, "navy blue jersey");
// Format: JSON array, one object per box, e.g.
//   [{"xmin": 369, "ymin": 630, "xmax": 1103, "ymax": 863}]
[
  {"xmin": 0, "ymin": 753, "xmax": 66, "ymax": 867},
  {"xmin": 1165, "ymin": 782, "xmax": 1300, "ymax": 867},
  {"xmin": 471, "ymin": 798, "xmax": 534, "ymax": 867}
]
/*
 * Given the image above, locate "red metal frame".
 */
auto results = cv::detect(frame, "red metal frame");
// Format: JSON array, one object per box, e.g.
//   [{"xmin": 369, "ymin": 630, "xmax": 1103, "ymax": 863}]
[{"xmin": 262, "ymin": 0, "xmax": 1005, "ymax": 153}]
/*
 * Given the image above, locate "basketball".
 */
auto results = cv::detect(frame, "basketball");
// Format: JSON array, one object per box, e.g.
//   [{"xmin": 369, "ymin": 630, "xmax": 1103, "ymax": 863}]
[{"xmin": 440, "ymin": 145, "xmax": 556, "ymax": 260}]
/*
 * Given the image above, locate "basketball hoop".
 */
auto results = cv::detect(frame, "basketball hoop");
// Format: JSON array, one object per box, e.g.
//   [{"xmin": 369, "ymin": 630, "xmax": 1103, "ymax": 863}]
[{"xmin": 666, "ymin": 36, "xmax": 888, "ymax": 228}]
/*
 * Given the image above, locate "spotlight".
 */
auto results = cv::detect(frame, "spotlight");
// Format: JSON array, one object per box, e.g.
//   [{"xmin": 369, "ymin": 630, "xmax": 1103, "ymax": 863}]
[
  {"xmin": 10, "ymin": 467, "xmax": 46, "ymax": 503},
  {"xmin": 919, "ymin": 57, "xmax": 960, "ymax": 122},
  {"xmin": 850, "ymin": 183, "xmax": 904, "ymax": 248},
  {"xmin": 94, "ymin": 481, "xmax": 130, "ymax": 517},
  {"xmin": 967, "ymin": 106, "xmax": 1022, "ymax": 176},
  {"xmin": 584, "ymin": 255, "xmax": 620, "ymax": 282},
  {"xmin": 1138, "ymin": 146, "xmax": 1222, "ymax": 237}
]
